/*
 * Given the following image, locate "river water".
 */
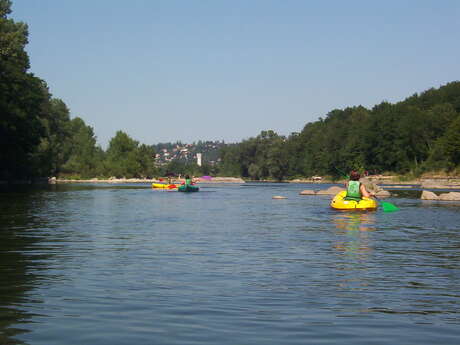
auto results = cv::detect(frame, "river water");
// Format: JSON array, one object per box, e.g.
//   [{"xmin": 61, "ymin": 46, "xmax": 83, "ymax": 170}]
[{"xmin": 1, "ymin": 183, "xmax": 459, "ymax": 345}]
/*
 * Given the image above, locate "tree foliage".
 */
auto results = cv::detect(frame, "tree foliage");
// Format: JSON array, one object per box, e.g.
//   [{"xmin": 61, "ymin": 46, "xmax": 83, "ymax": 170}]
[
  {"xmin": 0, "ymin": 0, "xmax": 50, "ymax": 180},
  {"xmin": 218, "ymin": 82, "xmax": 460, "ymax": 179},
  {"xmin": 104, "ymin": 131, "xmax": 156, "ymax": 178}
]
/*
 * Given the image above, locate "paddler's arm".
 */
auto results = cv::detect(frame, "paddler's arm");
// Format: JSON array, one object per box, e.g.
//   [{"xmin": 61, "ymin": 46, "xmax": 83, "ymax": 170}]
[{"xmin": 360, "ymin": 184, "xmax": 374, "ymax": 198}]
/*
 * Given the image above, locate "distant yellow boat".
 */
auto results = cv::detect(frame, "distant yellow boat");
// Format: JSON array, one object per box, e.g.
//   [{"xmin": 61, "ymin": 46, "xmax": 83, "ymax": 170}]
[
  {"xmin": 330, "ymin": 191, "xmax": 377, "ymax": 211},
  {"xmin": 152, "ymin": 183, "xmax": 180, "ymax": 189}
]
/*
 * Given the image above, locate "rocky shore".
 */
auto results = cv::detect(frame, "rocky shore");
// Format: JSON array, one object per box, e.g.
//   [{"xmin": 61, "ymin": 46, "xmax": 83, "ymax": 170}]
[
  {"xmin": 421, "ymin": 191, "xmax": 460, "ymax": 201},
  {"xmin": 295, "ymin": 176, "xmax": 460, "ymax": 201},
  {"xmin": 289, "ymin": 175, "xmax": 460, "ymax": 187}
]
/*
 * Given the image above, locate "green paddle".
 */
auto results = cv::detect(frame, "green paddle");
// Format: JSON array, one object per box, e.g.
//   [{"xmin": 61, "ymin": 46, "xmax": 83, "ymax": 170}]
[
  {"xmin": 333, "ymin": 167, "xmax": 399, "ymax": 212},
  {"xmin": 374, "ymin": 195, "xmax": 400, "ymax": 212}
]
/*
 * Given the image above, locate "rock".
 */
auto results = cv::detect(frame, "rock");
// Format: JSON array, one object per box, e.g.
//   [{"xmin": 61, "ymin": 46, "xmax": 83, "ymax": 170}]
[
  {"xmin": 421, "ymin": 190, "xmax": 439, "ymax": 200},
  {"xmin": 48, "ymin": 177, "xmax": 57, "ymax": 184},
  {"xmin": 272, "ymin": 195, "xmax": 287, "ymax": 199},
  {"xmin": 438, "ymin": 192, "xmax": 460, "ymax": 201},
  {"xmin": 360, "ymin": 177, "xmax": 383, "ymax": 193},
  {"xmin": 375, "ymin": 190, "xmax": 391, "ymax": 198},
  {"xmin": 299, "ymin": 190, "xmax": 316, "ymax": 195},
  {"xmin": 316, "ymin": 186, "xmax": 344, "ymax": 195},
  {"xmin": 422, "ymin": 190, "xmax": 460, "ymax": 200},
  {"xmin": 360, "ymin": 177, "xmax": 393, "ymax": 197}
]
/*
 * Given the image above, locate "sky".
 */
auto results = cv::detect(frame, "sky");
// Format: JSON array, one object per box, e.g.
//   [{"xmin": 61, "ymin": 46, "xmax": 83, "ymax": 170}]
[{"xmin": 10, "ymin": 0, "xmax": 460, "ymax": 148}]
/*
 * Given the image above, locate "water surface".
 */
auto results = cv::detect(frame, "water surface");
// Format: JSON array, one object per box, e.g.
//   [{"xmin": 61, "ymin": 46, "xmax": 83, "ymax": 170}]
[{"xmin": 1, "ymin": 183, "xmax": 459, "ymax": 345}]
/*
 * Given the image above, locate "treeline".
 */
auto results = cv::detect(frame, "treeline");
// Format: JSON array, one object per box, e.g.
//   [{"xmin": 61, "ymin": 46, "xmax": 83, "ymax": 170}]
[
  {"xmin": 0, "ymin": 1, "xmax": 156, "ymax": 181},
  {"xmin": 219, "ymin": 81, "xmax": 460, "ymax": 180}
]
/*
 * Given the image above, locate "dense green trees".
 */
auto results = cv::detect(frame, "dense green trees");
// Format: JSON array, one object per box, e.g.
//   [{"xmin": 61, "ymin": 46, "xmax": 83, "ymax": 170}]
[
  {"xmin": 218, "ymin": 82, "xmax": 460, "ymax": 180},
  {"xmin": 0, "ymin": 0, "xmax": 50, "ymax": 180},
  {"xmin": 104, "ymin": 131, "xmax": 156, "ymax": 178},
  {"xmin": 219, "ymin": 130, "xmax": 289, "ymax": 180},
  {"xmin": 60, "ymin": 117, "xmax": 103, "ymax": 177},
  {"xmin": 426, "ymin": 116, "xmax": 460, "ymax": 169}
]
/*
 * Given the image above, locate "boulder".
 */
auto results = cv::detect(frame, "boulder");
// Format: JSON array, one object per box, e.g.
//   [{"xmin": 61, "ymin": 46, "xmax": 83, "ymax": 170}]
[
  {"xmin": 360, "ymin": 177, "xmax": 383, "ymax": 193},
  {"xmin": 299, "ymin": 190, "xmax": 316, "ymax": 195},
  {"xmin": 316, "ymin": 186, "xmax": 344, "ymax": 195},
  {"xmin": 438, "ymin": 192, "xmax": 460, "ymax": 201},
  {"xmin": 421, "ymin": 190, "xmax": 439, "ymax": 200},
  {"xmin": 272, "ymin": 195, "xmax": 287, "ymax": 199},
  {"xmin": 360, "ymin": 177, "xmax": 393, "ymax": 197},
  {"xmin": 375, "ymin": 190, "xmax": 391, "ymax": 198}
]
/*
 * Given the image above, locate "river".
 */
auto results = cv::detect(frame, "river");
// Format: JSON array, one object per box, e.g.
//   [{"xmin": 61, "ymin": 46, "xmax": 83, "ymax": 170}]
[{"xmin": 1, "ymin": 183, "xmax": 459, "ymax": 345}]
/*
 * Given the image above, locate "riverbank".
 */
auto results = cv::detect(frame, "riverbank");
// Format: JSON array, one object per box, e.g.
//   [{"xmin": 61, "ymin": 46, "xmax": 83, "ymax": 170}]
[
  {"xmin": 287, "ymin": 174, "xmax": 460, "ymax": 188},
  {"xmin": 50, "ymin": 177, "xmax": 246, "ymax": 184}
]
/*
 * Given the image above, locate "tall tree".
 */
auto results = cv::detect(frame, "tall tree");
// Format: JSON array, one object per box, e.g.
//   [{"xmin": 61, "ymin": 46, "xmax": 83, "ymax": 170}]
[
  {"xmin": 104, "ymin": 131, "xmax": 156, "ymax": 178},
  {"xmin": 0, "ymin": 0, "xmax": 50, "ymax": 179},
  {"xmin": 427, "ymin": 116, "xmax": 460, "ymax": 169},
  {"xmin": 33, "ymin": 98, "xmax": 74, "ymax": 176},
  {"xmin": 61, "ymin": 117, "xmax": 102, "ymax": 178}
]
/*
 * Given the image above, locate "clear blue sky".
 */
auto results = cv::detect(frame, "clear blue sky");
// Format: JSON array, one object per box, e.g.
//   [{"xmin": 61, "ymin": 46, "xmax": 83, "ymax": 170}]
[{"xmin": 11, "ymin": 0, "xmax": 460, "ymax": 148}]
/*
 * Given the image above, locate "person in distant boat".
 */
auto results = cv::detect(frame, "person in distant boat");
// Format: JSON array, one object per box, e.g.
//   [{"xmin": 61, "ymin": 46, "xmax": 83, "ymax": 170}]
[
  {"xmin": 184, "ymin": 174, "xmax": 192, "ymax": 185},
  {"xmin": 345, "ymin": 171, "xmax": 374, "ymax": 200}
]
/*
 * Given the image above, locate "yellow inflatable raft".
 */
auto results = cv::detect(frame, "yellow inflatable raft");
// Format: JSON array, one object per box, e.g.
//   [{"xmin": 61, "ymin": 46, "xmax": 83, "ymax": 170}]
[
  {"xmin": 330, "ymin": 191, "xmax": 377, "ymax": 211},
  {"xmin": 152, "ymin": 183, "xmax": 180, "ymax": 189}
]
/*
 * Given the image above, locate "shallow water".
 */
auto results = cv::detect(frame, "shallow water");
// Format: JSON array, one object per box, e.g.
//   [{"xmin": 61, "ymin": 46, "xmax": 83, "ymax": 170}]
[{"xmin": 1, "ymin": 183, "xmax": 459, "ymax": 345}]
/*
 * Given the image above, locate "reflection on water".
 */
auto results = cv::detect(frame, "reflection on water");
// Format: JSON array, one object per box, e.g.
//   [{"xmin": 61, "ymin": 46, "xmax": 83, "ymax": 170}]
[
  {"xmin": 331, "ymin": 212, "xmax": 376, "ymax": 255},
  {"xmin": 332, "ymin": 212, "xmax": 376, "ymax": 232},
  {"xmin": 0, "ymin": 190, "xmax": 55, "ymax": 345}
]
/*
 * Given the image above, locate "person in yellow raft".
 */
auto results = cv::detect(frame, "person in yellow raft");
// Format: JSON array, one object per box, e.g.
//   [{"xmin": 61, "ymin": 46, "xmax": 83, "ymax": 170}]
[{"xmin": 345, "ymin": 171, "xmax": 375, "ymax": 201}]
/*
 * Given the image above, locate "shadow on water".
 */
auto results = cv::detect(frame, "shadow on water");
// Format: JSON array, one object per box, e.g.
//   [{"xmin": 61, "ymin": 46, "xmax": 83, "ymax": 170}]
[{"xmin": 0, "ymin": 187, "xmax": 66, "ymax": 345}]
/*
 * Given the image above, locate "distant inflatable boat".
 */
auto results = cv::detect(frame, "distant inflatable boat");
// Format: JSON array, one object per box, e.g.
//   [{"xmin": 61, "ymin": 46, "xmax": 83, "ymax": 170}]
[
  {"xmin": 178, "ymin": 184, "xmax": 199, "ymax": 192},
  {"xmin": 152, "ymin": 183, "xmax": 179, "ymax": 189}
]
